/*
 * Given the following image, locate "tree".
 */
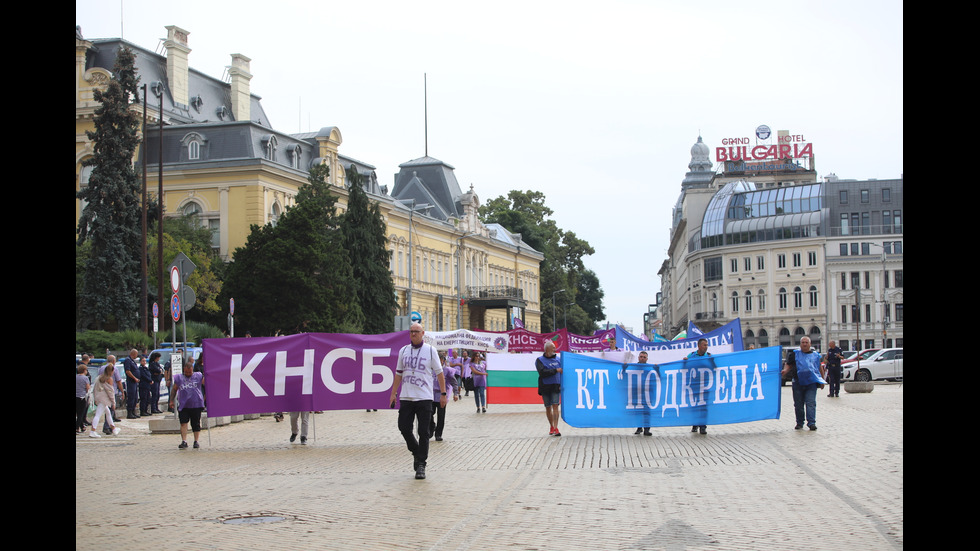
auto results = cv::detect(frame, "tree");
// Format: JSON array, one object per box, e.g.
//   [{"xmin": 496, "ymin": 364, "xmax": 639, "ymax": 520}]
[
  {"xmin": 76, "ymin": 46, "xmax": 143, "ymax": 330},
  {"xmin": 479, "ymin": 190, "xmax": 602, "ymax": 333},
  {"xmin": 220, "ymin": 164, "xmax": 364, "ymax": 336},
  {"xmin": 341, "ymin": 166, "xmax": 396, "ymax": 333}
]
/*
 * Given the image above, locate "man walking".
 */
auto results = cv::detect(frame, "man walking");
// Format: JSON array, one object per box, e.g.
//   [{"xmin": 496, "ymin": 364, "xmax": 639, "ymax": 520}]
[
  {"xmin": 782, "ymin": 336, "xmax": 827, "ymax": 430},
  {"xmin": 389, "ymin": 323, "xmax": 447, "ymax": 480},
  {"xmin": 535, "ymin": 341, "xmax": 563, "ymax": 437}
]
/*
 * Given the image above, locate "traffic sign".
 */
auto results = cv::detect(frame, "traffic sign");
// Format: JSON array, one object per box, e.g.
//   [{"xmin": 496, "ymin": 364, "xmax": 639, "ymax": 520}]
[
  {"xmin": 171, "ymin": 294, "xmax": 181, "ymax": 322},
  {"xmin": 170, "ymin": 266, "xmax": 181, "ymax": 295}
]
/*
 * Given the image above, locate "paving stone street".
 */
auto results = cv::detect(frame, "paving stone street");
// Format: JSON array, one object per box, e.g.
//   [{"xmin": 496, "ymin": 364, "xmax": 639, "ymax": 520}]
[{"xmin": 76, "ymin": 384, "xmax": 903, "ymax": 550}]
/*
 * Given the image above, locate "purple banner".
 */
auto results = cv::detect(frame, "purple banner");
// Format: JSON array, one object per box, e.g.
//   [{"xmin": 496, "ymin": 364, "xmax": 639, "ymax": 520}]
[{"xmin": 203, "ymin": 332, "xmax": 409, "ymax": 416}]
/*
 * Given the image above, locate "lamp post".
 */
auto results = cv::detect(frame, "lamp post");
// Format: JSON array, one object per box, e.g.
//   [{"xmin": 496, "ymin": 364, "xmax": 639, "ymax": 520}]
[
  {"xmin": 552, "ymin": 289, "xmax": 566, "ymax": 331},
  {"xmin": 564, "ymin": 302, "xmax": 575, "ymax": 330}
]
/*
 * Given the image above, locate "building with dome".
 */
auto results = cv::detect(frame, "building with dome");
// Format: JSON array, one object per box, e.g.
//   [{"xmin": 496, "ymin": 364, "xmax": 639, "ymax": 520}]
[
  {"xmin": 655, "ymin": 132, "xmax": 902, "ymax": 352},
  {"xmin": 75, "ymin": 24, "xmax": 543, "ymax": 333}
]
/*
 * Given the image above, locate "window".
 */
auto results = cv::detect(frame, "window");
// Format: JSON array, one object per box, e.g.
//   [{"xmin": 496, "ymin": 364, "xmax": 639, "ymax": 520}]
[
  {"xmin": 893, "ymin": 211, "xmax": 902, "ymax": 232},
  {"xmin": 850, "ymin": 272, "xmax": 860, "ymax": 289},
  {"xmin": 840, "ymin": 213, "xmax": 850, "ymax": 236},
  {"xmin": 792, "ymin": 252, "xmax": 801, "ymax": 267},
  {"xmin": 731, "ymin": 291, "xmax": 739, "ymax": 313},
  {"xmin": 793, "ymin": 286, "xmax": 803, "ymax": 308},
  {"xmin": 808, "ymin": 251, "xmax": 817, "ymax": 266},
  {"xmin": 778, "ymin": 254, "xmax": 786, "ymax": 268},
  {"xmin": 861, "ymin": 189, "xmax": 870, "ymax": 203},
  {"xmin": 745, "ymin": 290, "xmax": 752, "ymax": 312},
  {"xmin": 839, "ymin": 190, "xmax": 848, "ymax": 203},
  {"xmin": 705, "ymin": 257, "xmax": 723, "ymax": 282},
  {"xmin": 730, "ymin": 258, "xmax": 739, "ymax": 273},
  {"xmin": 882, "ymin": 210, "xmax": 892, "ymax": 233},
  {"xmin": 840, "ymin": 244, "xmax": 848, "ymax": 256},
  {"xmin": 841, "ymin": 305, "xmax": 848, "ymax": 324},
  {"xmin": 850, "ymin": 243, "xmax": 859, "ymax": 256},
  {"xmin": 882, "ymin": 188, "xmax": 891, "ymax": 202},
  {"xmin": 862, "ymin": 242, "xmax": 871, "ymax": 255},
  {"xmin": 188, "ymin": 140, "xmax": 200, "ymax": 160},
  {"xmin": 778, "ymin": 288, "xmax": 788, "ymax": 309},
  {"xmin": 809, "ymin": 285, "xmax": 818, "ymax": 308},
  {"xmin": 756, "ymin": 256, "xmax": 765, "ymax": 270},
  {"xmin": 744, "ymin": 257, "xmax": 751, "ymax": 271},
  {"xmin": 758, "ymin": 290, "xmax": 766, "ymax": 311},
  {"xmin": 895, "ymin": 270, "xmax": 903, "ymax": 287},
  {"xmin": 895, "ymin": 303, "xmax": 904, "ymax": 321}
]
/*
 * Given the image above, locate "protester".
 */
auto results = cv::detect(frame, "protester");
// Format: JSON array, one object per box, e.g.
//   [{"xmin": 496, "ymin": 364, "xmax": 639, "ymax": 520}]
[
  {"xmin": 388, "ymin": 323, "xmax": 447, "ymax": 479},
  {"xmin": 460, "ymin": 349, "xmax": 473, "ymax": 397},
  {"xmin": 470, "ymin": 350, "xmax": 488, "ymax": 413},
  {"xmin": 535, "ymin": 341, "xmax": 562, "ymax": 436},
  {"xmin": 90, "ymin": 363, "xmax": 120, "ymax": 438},
  {"xmin": 686, "ymin": 338, "xmax": 711, "ymax": 434},
  {"xmin": 289, "ymin": 411, "xmax": 311, "ymax": 444},
  {"xmin": 782, "ymin": 336, "xmax": 827, "ymax": 430},
  {"xmin": 430, "ymin": 351, "xmax": 459, "ymax": 442},
  {"xmin": 98, "ymin": 355, "xmax": 125, "ymax": 434},
  {"xmin": 76, "ymin": 364, "xmax": 91, "ymax": 434},
  {"xmin": 170, "ymin": 362, "xmax": 206, "ymax": 449},
  {"xmin": 633, "ymin": 351, "xmax": 652, "ymax": 436}
]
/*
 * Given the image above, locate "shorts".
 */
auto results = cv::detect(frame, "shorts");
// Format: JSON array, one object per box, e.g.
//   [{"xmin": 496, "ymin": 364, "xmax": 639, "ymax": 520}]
[
  {"xmin": 542, "ymin": 391, "xmax": 561, "ymax": 407},
  {"xmin": 178, "ymin": 407, "xmax": 204, "ymax": 432}
]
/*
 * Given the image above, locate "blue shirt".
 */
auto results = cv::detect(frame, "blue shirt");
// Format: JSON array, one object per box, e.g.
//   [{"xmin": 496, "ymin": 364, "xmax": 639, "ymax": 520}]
[{"xmin": 789, "ymin": 350, "xmax": 825, "ymax": 386}]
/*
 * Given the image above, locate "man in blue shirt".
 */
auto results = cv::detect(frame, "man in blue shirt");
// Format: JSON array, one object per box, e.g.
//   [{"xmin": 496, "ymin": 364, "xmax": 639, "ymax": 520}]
[
  {"xmin": 782, "ymin": 336, "xmax": 827, "ymax": 430},
  {"xmin": 535, "ymin": 341, "xmax": 562, "ymax": 437},
  {"xmin": 686, "ymin": 338, "xmax": 710, "ymax": 434}
]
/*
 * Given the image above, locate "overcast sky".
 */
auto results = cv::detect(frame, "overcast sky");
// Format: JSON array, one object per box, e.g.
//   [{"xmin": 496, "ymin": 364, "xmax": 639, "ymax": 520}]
[{"xmin": 76, "ymin": 0, "xmax": 904, "ymax": 334}]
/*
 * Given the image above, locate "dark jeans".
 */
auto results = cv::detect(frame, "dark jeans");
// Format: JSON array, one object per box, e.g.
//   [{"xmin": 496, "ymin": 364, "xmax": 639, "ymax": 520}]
[
  {"xmin": 150, "ymin": 377, "xmax": 163, "ymax": 411},
  {"xmin": 139, "ymin": 382, "xmax": 152, "ymax": 413},
  {"xmin": 127, "ymin": 379, "xmax": 139, "ymax": 413},
  {"xmin": 398, "ymin": 400, "xmax": 433, "ymax": 465},
  {"xmin": 76, "ymin": 397, "xmax": 88, "ymax": 431},
  {"xmin": 431, "ymin": 402, "xmax": 447, "ymax": 439}
]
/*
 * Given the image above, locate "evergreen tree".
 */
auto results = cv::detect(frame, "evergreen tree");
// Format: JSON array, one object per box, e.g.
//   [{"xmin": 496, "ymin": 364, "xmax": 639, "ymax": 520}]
[
  {"xmin": 76, "ymin": 46, "xmax": 143, "ymax": 329},
  {"xmin": 341, "ymin": 166, "xmax": 396, "ymax": 333},
  {"xmin": 220, "ymin": 163, "xmax": 364, "ymax": 336}
]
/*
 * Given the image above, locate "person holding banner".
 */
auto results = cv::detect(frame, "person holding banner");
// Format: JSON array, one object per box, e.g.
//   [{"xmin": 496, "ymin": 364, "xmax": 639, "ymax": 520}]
[
  {"xmin": 687, "ymin": 339, "xmax": 710, "ymax": 435},
  {"xmin": 389, "ymin": 323, "xmax": 447, "ymax": 480},
  {"xmin": 782, "ymin": 336, "xmax": 826, "ymax": 431},
  {"xmin": 289, "ymin": 411, "xmax": 310, "ymax": 444},
  {"xmin": 536, "ymin": 341, "xmax": 563, "ymax": 436},
  {"xmin": 633, "ymin": 351, "xmax": 652, "ymax": 436},
  {"xmin": 170, "ymin": 362, "xmax": 206, "ymax": 449},
  {"xmin": 430, "ymin": 352, "xmax": 459, "ymax": 442}
]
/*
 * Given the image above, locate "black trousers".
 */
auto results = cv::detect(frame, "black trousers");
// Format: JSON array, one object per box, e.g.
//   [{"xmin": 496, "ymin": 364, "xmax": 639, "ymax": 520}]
[
  {"xmin": 827, "ymin": 367, "xmax": 842, "ymax": 396},
  {"xmin": 398, "ymin": 400, "xmax": 433, "ymax": 465}
]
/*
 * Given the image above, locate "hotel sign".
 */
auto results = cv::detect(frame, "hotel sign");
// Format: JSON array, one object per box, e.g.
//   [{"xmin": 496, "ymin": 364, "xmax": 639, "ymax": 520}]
[{"xmin": 716, "ymin": 129, "xmax": 813, "ymax": 162}]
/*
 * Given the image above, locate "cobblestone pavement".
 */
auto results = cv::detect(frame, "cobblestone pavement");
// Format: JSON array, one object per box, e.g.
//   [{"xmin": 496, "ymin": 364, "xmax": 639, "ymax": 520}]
[{"xmin": 76, "ymin": 384, "xmax": 903, "ymax": 550}]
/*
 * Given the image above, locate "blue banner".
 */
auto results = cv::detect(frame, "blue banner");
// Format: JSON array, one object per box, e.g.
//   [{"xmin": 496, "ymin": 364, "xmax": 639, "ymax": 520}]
[
  {"xmin": 560, "ymin": 346, "xmax": 782, "ymax": 428},
  {"xmin": 616, "ymin": 318, "xmax": 745, "ymax": 356}
]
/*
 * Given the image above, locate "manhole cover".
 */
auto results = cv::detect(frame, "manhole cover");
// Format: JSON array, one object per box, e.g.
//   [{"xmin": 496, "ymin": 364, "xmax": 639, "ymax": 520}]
[{"xmin": 221, "ymin": 515, "xmax": 286, "ymax": 525}]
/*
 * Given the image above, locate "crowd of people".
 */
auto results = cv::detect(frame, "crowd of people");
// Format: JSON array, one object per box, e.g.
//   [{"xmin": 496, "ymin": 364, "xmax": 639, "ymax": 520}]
[
  {"xmin": 78, "ymin": 330, "xmax": 841, "ymax": 474},
  {"xmin": 75, "ymin": 348, "xmax": 202, "ymax": 442}
]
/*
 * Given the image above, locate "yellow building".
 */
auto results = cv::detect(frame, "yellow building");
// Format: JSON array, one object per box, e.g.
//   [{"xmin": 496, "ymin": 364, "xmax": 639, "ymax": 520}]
[{"xmin": 75, "ymin": 25, "xmax": 542, "ymax": 332}]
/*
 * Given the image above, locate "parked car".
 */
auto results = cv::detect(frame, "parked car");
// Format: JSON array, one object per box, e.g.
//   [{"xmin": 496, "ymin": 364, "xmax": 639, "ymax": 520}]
[
  {"xmin": 843, "ymin": 348, "xmax": 903, "ymax": 382},
  {"xmin": 841, "ymin": 349, "xmax": 881, "ymax": 368}
]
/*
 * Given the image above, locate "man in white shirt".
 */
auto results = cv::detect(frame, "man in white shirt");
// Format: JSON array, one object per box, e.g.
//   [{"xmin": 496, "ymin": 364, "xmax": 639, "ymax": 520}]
[{"xmin": 389, "ymin": 323, "xmax": 447, "ymax": 479}]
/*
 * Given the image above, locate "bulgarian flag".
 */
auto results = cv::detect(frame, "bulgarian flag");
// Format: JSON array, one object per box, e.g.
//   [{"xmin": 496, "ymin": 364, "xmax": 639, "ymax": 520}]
[{"xmin": 486, "ymin": 353, "xmax": 547, "ymax": 404}]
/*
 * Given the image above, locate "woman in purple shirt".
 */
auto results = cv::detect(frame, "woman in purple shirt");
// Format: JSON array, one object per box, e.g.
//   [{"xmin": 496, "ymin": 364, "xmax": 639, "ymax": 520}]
[
  {"xmin": 169, "ymin": 363, "xmax": 205, "ymax": 449},
  {"xmin": 470, "ymin": 350, "xmax": 488, "ymax": 413}
]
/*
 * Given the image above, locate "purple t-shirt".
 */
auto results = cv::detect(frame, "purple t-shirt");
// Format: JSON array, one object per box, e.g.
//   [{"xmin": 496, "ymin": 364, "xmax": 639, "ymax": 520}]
[
  {"xmin": 471, "ymin": 361, "xmax": 487, "ymax": 388},
  {"xmin": 174, "ymin": 372, "xmax": 205, "ymax": 409}
]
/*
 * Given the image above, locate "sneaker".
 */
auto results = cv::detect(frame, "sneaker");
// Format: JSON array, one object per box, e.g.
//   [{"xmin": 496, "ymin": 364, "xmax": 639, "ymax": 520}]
[
  {"xmin": 634, "ymin": 428, "xmax": 643, "ymax": 435},
  {"xmin": 300, "ymin": 436, "xmax": 307, "ymax": 445},
  {"xmin": 193, "ymin": 441, "xmax": 200, "ymax": 448},
  {"xmin": 808, "ymin": 424, "xmax": 818, "ymax": 431},
  {"xmin": 691, "ymin": 426, "xmax": 698, "ymax": 433},
  {"xmin": 794, "ymin": 424, "xmax": 803, "ymax": 430},
  {"xmin": 112, "ymin": 427, "xmax": 121, "ymax": 436},
  {"xmin": 89, "ymin": 431, "xmax": 101, "ymax": 438},
  {"xmin": 549, "ymin": 426, "xmax": 556, "ymax": 435},
  {"xmin": 482, "ymin": 407, "xmax": 486, "ymax": 413},
  {"xmin": 644, "ymin": 430, "xmax": 652, "ymax": 436},
  {"xmin": 699, "ymin": 427, "xmax": 707, "ymax": 435},
  {"xmin": 415, "ymin": 464, "xmax": 426, "ymax": 480},
  {"xmin": 435, "ymin": 436, "xmax": 443, "ymax": 441},
  {"xmin": 553, "ymin": 429, "xmax": 561, "ymax": 437},
  {"xmin": 178, "ymin": 441, "xmax": 188, "ymax": 449},
  {"xmin": 290, "ymin": 433, "xmax": 297, "ymax": 443}
]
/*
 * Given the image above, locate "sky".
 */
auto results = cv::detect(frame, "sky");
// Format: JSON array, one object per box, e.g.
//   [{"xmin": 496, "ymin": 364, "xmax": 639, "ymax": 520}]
[{"xmin": 76, "ymin": 0, "xmax": 904, "ymax": 333}]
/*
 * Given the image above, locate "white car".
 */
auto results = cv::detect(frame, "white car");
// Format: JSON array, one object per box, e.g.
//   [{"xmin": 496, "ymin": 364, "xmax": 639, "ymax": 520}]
[{"xmin": 843, "ymin": 348, "xmax": 903, "ymax": 382}]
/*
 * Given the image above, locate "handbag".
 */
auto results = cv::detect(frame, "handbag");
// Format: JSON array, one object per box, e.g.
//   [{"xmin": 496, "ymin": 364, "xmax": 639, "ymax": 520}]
[{"xmin": 463, "ymin": 376, "xmax": 475, "ymax": 391}]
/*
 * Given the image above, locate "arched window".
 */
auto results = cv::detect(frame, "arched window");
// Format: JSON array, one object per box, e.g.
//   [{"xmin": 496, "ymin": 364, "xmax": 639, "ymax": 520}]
[
  {"xmin": 793, "ymin": 286, "xmax": 803, "ymax": 308},
  {"xmin": 758, "ymin": 289, "xmax": 766, "ymax": 312},
  {"xmin": 778, "ymin": 288, "xmax": 788, "ymax": 309},
  {"xmin": 809, "ymin": 285, "xmax": 819, "ymax": 308},
  {"xmin": 745, "ymin": 290, "xmax": 752, "ymax": 312},
  {"xmin": 731, "ymin": 291, "xmax": 739, "ymax": 313}
]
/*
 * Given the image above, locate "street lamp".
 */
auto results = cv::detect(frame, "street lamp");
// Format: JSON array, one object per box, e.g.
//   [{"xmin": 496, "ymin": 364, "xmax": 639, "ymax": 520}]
[
  {"xmin": 552, "ymin": 289, "xmax": 566, "ymax": 331},
  {"xmin": 564, "ymin": 302, "xmax": 575, "ymax": 330}
]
